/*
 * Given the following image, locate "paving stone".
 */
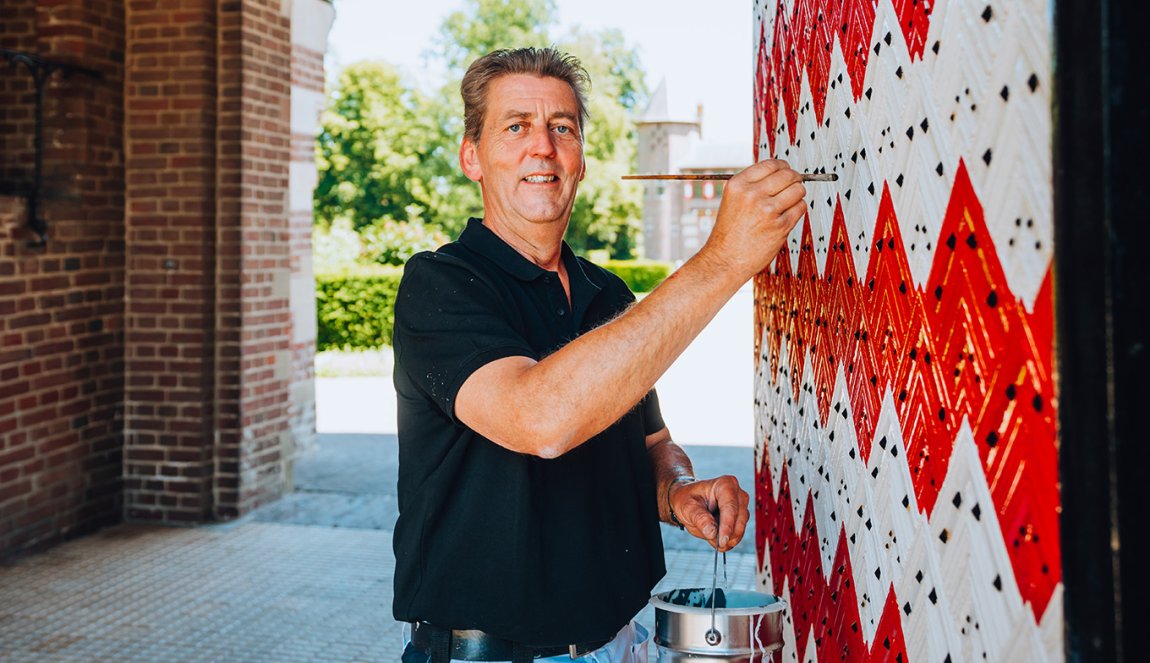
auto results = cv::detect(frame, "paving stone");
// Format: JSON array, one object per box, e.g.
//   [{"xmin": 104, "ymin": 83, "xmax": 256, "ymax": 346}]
[{"xmin": 0, "ymin": 434, "xmax": 768, "ymax": 662}]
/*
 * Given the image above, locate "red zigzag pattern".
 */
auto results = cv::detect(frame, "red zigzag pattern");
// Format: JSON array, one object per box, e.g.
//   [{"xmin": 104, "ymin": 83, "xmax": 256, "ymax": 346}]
[
  {"xmin": 754, "ymin": 0, "xmax": 933, "ymax": 154},
  {"xmin": 753, "ymin": 162, "xmax": 1059, "ymax": 658}
]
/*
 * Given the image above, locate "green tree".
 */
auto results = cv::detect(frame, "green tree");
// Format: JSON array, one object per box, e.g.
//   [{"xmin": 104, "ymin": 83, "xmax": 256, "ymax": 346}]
[
  {"xmin": 314, "ymin": 62, "xmax": 476, "ymax": 235},
  {"xmin": 315, "ymin": 0, "xmax": 647, "ymax": 257},
  {"xmin": 562, "ymin": 27, "xmax": 646, "ymax": 258},
  {"xmin": 436, "ymin": 0, "xmax": 556, "ymax": 75}
]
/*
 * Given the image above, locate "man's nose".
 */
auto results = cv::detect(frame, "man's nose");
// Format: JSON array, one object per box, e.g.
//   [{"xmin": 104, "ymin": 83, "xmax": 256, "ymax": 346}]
[{"xmin": 527, "ymin": 126, "xmax": 556, "ymax": 158}]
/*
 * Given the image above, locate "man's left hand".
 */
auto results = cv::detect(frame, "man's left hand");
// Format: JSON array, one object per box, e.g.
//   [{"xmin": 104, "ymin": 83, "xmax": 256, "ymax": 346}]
[{"xmin": 669, "ymin": 475, "xmax": 750, "ymax": 552}]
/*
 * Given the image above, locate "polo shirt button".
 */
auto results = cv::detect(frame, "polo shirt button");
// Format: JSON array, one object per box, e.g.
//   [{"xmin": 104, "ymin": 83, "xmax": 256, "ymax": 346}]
[{"xmin": 557, "ymin": 308, "xmax": 566, "ymax": 316}]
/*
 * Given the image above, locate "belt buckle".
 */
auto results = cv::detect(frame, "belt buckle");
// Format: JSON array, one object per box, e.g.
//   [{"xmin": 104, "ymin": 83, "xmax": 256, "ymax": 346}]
[{"xmin": 568, "ymin": 644, "xmax": 579, "ymax": 659}]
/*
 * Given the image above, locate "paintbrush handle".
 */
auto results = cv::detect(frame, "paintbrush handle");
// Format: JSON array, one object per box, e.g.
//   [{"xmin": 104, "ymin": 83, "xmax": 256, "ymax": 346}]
[{"xmin": 622, "ymin": 172, "xmax": 837, "ymax": 182}]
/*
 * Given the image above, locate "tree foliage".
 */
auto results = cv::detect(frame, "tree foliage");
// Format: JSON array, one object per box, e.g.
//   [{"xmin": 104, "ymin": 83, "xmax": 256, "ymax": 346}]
[{"xmin": 315, "ymin": 0, "xmax": 647, "ymax": 258}]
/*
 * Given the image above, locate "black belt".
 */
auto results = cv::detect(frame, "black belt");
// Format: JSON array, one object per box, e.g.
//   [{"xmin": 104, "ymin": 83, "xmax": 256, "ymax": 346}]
[{"xmin": 410, "ymin": 622, "xmax": 610, "ymax": 662}]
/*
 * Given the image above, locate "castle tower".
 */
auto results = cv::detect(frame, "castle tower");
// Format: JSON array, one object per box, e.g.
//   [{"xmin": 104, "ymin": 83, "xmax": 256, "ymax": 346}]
[{"xmin": 635, "ymin": 79, "xmax": 701, "ymax": 262}]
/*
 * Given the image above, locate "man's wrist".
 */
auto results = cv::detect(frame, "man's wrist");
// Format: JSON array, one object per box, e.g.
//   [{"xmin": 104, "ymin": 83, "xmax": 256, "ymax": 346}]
[{"xmin": 666, "ymin": 475, "xmax": 696, "ymax": 530}]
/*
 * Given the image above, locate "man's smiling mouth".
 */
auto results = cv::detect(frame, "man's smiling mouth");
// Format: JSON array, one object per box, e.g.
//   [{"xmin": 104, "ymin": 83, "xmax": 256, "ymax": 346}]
[{"xmin": 523, "ymin": 175, "xmax": 559, "ymax": 183}]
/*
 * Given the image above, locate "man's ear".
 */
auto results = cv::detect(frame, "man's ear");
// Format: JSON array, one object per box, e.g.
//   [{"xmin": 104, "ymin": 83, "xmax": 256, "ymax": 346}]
[
  {"xmin": 579, "ymin": 156, "xmax": 586, "ymax": 182},
  {"xmin": 460, "ymin": 137, "xmax": 482, "ymax": 182}
]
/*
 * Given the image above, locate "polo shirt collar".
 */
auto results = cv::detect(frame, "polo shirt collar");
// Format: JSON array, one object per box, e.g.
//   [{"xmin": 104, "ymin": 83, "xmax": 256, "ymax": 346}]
[
  {"xmin": 461, "ymin": 216, "xmax": 601, "ymax": 284},
  {"xmin": 459, "ymin": 217, "xmax": 603, "ymax": 322},
  {"xmin": 459, "ymin": 218, "xmax": 543, "ymax": 281}
]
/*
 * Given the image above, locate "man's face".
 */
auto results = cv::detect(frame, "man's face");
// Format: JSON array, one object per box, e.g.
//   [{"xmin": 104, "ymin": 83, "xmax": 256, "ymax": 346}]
[{"xmin": 460, "ymin": 74, "xmax": 585, "ymax": 232}]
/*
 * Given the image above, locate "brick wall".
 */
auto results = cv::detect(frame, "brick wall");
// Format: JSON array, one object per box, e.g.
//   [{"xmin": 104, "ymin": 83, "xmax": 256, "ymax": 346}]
[
  {"xmin": 122, "ymin": 0, "xmax": 221, "ymax": 523},
  {"xmin": 0, "ymin": 0, "xmax": 37, "ymax": 192},
  {"xmin": 3, "ymin": 0, "xmax": 319, "ymax": 556},
  {"xmin": 0, "ymin": 0, "xmax": 126, "ymax": 554},
  {"xmin": 222, "ymin": 0, "xmax": 294, "ymax": 516},
  {"xmin": 122, "ymin": 0, "xmax": 295, "ymax": 522}
]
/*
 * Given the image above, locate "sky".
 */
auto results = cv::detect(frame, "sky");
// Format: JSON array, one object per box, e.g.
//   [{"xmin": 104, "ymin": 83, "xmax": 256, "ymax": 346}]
[{"xmin": 325, "ymin": 0, "xmax": 753, "ymax": 146}]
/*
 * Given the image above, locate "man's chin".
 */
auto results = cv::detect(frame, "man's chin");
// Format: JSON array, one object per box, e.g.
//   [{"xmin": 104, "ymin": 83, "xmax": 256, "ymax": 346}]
[{"xmin": 515, "ymin": 205, "xmax": 572, "ymax": 227}]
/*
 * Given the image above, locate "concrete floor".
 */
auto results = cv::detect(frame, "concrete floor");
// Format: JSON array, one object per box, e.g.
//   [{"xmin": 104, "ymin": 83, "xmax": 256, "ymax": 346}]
[
  {"xmin": 0, "ymin": 287, "xmax": 768, "ymax": 661},
  {"xmin": 0, "ymin": 434, "xmax": 764, "ymax": 662}
]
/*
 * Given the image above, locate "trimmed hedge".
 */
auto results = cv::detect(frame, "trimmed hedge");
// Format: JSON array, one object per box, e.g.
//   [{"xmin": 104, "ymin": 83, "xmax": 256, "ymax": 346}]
[
  {"xmin": 315, "ymin": 259, "xmax": 673, "ymax": 350},
  {"xmin": 600, "ymin": 260, "xmax": 673, "ymax": 294},
  {"xmin": 316, "ymin": 266, "xmax": 403, "ymax": 351}
]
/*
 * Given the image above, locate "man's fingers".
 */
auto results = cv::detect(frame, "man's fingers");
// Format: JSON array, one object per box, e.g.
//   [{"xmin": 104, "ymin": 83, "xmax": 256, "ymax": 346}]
[
  {"xmin": 714, "ymin": 479, "xmax": 749, "ymax": 550},
  {"xmin": 681, "ymin": 499, "xmax": 718, "ymax": 541},
  {"xmin": 717, "ymin": 496, "xmax": 739, "ymax": 548},
  {"xmin": 724, "ymin": 490, "xmax": 752, "ymax": 551},
  {"xmin": 764, "ymin": 179, "xmax": 807, "ymax": 214},
  {"xmin": 670, "ymin": 476, "xmax": 752, "ymax": 550},
  {"xmin": 737, "ymin": 159, "xmax": 790, "ymax": 184},
  {"xmin": 760, "ymin": 167, "xmax": 805, "ymax": 198}
]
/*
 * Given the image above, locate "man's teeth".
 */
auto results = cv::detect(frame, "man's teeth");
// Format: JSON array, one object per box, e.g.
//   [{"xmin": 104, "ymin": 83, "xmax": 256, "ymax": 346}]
[{"xmin": 524, "ymin": 175, "xmax": 557, "ymax": 183}]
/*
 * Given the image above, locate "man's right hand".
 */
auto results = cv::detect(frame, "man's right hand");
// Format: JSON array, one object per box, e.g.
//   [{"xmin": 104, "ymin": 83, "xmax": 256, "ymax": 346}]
[
  {"xmin": 454, "ymin": 159, "xmax": 807, "ymax": 460},
  {"xmin": 696, "ymin": 159, "xmax": 807, "ymax": 282}
]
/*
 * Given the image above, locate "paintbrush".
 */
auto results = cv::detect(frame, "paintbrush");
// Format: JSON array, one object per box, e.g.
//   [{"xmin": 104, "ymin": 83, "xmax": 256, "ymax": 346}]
[{"xmin": 622, "ymin": 172, "xmax": 838, "ymax": 182}]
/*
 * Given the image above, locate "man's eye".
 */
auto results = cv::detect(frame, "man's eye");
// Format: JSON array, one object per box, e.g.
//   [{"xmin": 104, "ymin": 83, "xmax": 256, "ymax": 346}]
[
  {"xmin": 508, "ymin": 124, "xmax": 522, "ymax": 133},
  {"xmin": 554, "ymin": 125, "xmax": 570, "ymax": 134}
]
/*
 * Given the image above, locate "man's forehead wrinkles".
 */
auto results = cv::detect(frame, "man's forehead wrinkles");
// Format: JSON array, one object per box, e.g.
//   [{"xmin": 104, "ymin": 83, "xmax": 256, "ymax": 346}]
[
  {"xmin": 497, "ymin": 109, "xmax": 535, "ymax": 121},
  {"xmin": 494, "ymin": 108, "xmax": 578, "ymax": 122}
]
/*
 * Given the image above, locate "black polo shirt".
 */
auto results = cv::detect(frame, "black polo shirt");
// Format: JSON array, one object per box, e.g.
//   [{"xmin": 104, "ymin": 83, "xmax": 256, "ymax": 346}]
[{"xmin": 391, "ymin": 218, "xmax": 667, "ymax": 646}]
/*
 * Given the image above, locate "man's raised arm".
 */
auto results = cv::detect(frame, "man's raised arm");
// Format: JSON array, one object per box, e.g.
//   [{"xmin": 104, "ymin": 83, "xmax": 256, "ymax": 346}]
[{"xmin": 455, "ymin": 159, "xmax": 807, "ymax": 458}]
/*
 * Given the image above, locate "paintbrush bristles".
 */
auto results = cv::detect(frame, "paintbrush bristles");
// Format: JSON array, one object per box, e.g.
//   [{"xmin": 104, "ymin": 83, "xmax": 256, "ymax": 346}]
[{"xmin": 621, "ymin": 173, "xmax": 838, "ymax": 182}]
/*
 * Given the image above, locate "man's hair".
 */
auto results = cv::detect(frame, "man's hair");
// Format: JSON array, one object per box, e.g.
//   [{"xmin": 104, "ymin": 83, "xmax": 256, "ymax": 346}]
[{"xmin": 461, "ymin": 47, "xmax": 591, "ymax": 144}]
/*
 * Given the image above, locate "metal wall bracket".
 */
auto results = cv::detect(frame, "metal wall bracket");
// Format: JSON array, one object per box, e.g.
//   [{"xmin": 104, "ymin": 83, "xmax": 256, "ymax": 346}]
[{"xmin": 1, "ymin": 48, "xmax": 101, "ymax": 247}]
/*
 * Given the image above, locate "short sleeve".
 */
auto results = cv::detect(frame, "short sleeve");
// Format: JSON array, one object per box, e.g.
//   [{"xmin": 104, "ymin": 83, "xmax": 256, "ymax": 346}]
[
  {"xmin": 641, "ymin": 389, "xmax": 666, "ymax": 436},
  {"xmin": 393, "ymin": 252, "xmax": 536, "ymax": 421}
]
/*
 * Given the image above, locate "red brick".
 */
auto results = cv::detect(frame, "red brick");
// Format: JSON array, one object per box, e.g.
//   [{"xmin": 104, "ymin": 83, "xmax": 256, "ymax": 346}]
[{"xmin": 3, "ymin": 0, "xmax": 317, "ymax": 553}]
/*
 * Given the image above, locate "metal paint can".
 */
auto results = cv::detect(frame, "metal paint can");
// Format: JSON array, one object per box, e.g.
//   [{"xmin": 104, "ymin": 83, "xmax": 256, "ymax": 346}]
[{"xmin": 649, "ymin": 588, "xmax": 786, "ymax": 661}]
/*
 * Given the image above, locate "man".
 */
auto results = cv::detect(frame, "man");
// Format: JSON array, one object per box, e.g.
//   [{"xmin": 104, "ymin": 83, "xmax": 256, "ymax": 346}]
[{"xmin": 393, "ymin": 47, "xmax": 806, "ymax": 662}]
